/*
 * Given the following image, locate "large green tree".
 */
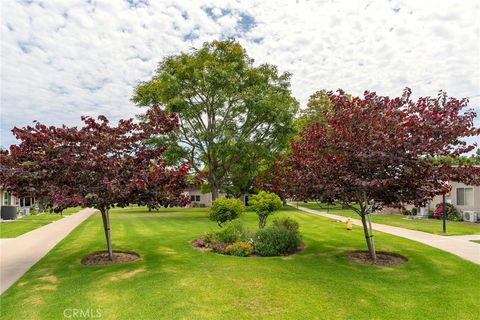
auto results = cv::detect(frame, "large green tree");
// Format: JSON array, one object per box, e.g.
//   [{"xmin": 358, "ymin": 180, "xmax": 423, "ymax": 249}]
[
  {"xmin": 133, "ymin": 40, "xmax": 298, "ymax": 199},
  {"xmin": 295, "ymin": 90, "xmax": 332, "ymax": 130}
]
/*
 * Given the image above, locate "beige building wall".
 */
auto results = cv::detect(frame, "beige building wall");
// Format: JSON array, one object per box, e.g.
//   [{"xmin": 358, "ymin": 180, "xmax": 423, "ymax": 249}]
[
  {"xmin": 428, "ymin": 182, "xmax": 480, "ymax": 212},
  {"xmin": 187, "ymin": 190, "xmax": 215, "ymax": 207},
  {"xmin": 186, "ymin": 189, "xmax": 249, "ymax": 207}
]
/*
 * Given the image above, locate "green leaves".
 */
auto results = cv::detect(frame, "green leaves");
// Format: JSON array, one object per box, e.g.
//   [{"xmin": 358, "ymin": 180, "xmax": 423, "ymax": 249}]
[
  {"xmin": 133, "ymin": 40, "xmax": 298, "ymax": 195},
  {"xmin": 209, "ymin": 197, "xmax": 245, "ymax": 227},
  {"xmin": 250, "ymin": 191, "xmax": 283, "ymax": 228}
]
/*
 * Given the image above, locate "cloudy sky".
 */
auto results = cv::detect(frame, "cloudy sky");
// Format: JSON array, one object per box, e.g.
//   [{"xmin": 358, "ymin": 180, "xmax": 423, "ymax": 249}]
[{"xmin": 1, "ymin": 0, "xmax": 479, "ymax": 148}]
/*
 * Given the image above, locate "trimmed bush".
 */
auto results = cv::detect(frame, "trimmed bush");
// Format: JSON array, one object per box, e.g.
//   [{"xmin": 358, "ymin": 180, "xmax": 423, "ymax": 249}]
[
  {"xmin": 254, "ymin": 223, "xmax": 301, "ymax": 256},
  {"xmin": 205, "ymin": 220, "xmax": 253, "ymax": 244},
  {"xmin": 434, "ymin": 203, "xmax": 462, "ymax": 221},
  {"xmin": 273, "ymin": 217, "xmax": 299, "ymax": 232},
  {"xmin": 250, "ymin": 191, "xmax": 283, "ymax": 228},
  {"xmin": 225, "ymin": 242, "xmax": 253, "ymax": 257},
  {"xmin": 210, "ymin": 197, "xmax": 245, "ymax": 227}
]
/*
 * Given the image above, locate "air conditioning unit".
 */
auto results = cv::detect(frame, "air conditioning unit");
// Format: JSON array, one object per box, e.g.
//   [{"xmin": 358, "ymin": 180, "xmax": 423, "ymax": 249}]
[
  {"xmin": 20, "ymin": 208, "xmax": 30, "ymax": 216},
  {"xmin": 462, "ymin": 211, "xmax": 478, "ymax": 223}
]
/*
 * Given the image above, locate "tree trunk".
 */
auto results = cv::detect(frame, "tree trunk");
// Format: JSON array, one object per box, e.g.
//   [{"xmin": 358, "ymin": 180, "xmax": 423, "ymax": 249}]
[
  {"xmin": 360, "ymin": 213, "xmax": 377, "ymax": 260},
  {"xmin": 259, "ymin": 214, "xmax": 267, "ymax": 228},
  {"xmin": 100, "ymin": 209, "xmax": 113, "ymax": 260},
  {"xmin": 366, "ymin": 212, "xmax": 376, "ymax": 255},
  {"xmin": 211, "ymin": 185, "xmax": 219, "ymax": 201}
]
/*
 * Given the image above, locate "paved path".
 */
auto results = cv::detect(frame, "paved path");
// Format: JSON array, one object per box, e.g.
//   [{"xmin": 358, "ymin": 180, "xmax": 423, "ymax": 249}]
[
  {"xmin": 293, "ymin": 205, "xmax": 480, "ymax": 265},
  {"xmin": 0, "ymin": 208, "xmax": 96, "ymax": 294}
]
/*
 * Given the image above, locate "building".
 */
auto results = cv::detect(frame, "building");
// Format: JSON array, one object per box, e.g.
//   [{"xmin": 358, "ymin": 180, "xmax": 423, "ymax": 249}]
[
  {"xmin": 186, "ymin": 188, "xmax": 250, "ymax": 207},
  {"xmin": 1, "ymin": 189, "xmax": 37, "ymax": 217},
  {"xmin": 1, "ymin": 190, "xmax": 17, "ymax": 209},
  {"xmin": 428, "ymin": 181, "xmax": 480, "ymax": 212},
  {"xmin": 365, "ymin": 181, "xmax": 479, "ymax": 219}
]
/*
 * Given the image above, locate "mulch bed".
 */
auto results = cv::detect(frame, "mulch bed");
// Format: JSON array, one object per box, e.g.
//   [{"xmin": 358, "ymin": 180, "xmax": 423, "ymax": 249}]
[
  {"xmin": 81, "ymin": 250, "xmax": 140, "ymax": 265},
  {"xmin": 348, "ymin": 250, "xmax": 407, "ymax": 266}
]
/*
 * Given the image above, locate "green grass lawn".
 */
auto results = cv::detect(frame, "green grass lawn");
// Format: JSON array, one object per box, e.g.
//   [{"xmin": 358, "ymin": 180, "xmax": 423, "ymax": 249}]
[
  {"xmin": 295, "ymin": 202, "xmax": 480, "ymax": 236},
  {"xmin": 0, "ymin": 208, "xmax": 83, "ymax": 238},
  {"xmin": 471, "ymin": 240, "xmax": 480, "ymax": 244},
  {"xmin": 1, "ymin": 206, "xmax": 479, "ymax": 320},
  {"xmin": 0, "ymin": 214, "xmax": 62, "ymax": 238},
  {"xmin": 0, "ymin": 220, "xmax": 52, "ymax": 238},
  {"xmin": 61, "ymin": 207, "xmax": 83, "ymax": 215}
]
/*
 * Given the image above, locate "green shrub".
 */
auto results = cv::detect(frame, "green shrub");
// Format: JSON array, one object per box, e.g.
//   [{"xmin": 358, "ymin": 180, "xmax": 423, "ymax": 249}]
[
  {"xmin": 225, "ymin": 242, "xmax": 253, "ymax": 257},
  {"xmin": 434, "ymin": 203, "xmax": 462, "ymax": 221},
  {"xmin": 210, "ymin": 197, "xmax": 245, "ymax": 227},
  {"xmin": 273, "ymin": 217, "xmax": 299, "ymax": 232},
  {"xmin": 250, "ymin": 191, "xmax": 283, "ymax": 228},
  {"xmin": 205, "ymin": 220, "xmax": 253, "ymax": 245},
  {"xmin": 253, "ymin": 223, "xmax": 302, "ymax": 256},
  {"xmin": 29, "ymin": 207, "xmax": 39, "ymax": 215}
]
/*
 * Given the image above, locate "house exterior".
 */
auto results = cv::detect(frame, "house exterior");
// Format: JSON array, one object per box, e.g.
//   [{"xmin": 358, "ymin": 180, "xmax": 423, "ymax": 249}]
[
  {"xmin": 428, "ymin": 181, "xmax": 480, "ymax": 212},
  {"xmin": 363, "ymin": 181, "xmax": 479, "ymax": 218},
  {"xmin": 186, "ymin": 188, "xmax": 250, "ymax": 207},
  {"xmin": 1, "ymin": 189, "xmax": 37, "ymax": 217},
  {"xmin": 1, "ymin": 190, "xmax": 17, "ymax": 209}
]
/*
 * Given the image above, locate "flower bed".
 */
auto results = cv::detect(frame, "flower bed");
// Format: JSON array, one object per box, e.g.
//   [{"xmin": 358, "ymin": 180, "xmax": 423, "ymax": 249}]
[{"xmin": 192, "ymin": 217, "xmax": 303, "ymax": 257}]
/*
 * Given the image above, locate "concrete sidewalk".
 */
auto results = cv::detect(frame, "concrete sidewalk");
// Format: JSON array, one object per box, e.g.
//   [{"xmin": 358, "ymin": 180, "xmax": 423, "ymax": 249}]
[
  {"xmin": 0, "ymin": 208, "xmax": 96, "ymax": 294},
  {"xmin": 293, "ymin": 205, "xmax": 480, "ymax": 265}
]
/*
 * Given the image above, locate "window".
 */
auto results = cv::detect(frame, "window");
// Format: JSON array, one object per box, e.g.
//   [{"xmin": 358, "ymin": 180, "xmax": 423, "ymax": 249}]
[
  {"xmin": 20, "ymin": 197, "xmax": 32, "ymax": 207},
  {"xmin": 457, "ymin": 188, "xmax": 473, "ymax": 206},
  {"xmin": 3, "ymin": 192, "xmax": 10, "ymax": 205},
  {"xmin": 190, "ymin": 195, "xmax": 200, "ymax": 202}
]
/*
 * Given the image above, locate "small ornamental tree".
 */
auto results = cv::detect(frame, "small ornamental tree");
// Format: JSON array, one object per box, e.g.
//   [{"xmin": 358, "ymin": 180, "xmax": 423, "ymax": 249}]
[
  {"xmin": 209, "ymin": 197, "xmax": 245, "ymax": 227},
  {"xmin": 250, "ymin": 191, "xmax": 283, "ymax": 228},
  {"xmin": 262, "ymin": 88, "xmax": 480, "ymax": 260},
  {"xmin": 0, "ymin": 106, "xmax": 189, "ymax": 260}
]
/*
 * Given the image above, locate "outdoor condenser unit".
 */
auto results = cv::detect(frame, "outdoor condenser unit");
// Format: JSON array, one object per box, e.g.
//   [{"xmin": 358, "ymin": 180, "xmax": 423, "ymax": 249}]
[{"xmin": 462, "ymin": 211, "xmax": 478, "ymax": 223}]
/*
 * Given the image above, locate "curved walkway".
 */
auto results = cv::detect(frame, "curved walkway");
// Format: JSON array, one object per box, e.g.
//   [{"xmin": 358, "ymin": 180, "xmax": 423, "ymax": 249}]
[
  {"xmin": 0, "ymin": 208, "xmax": 96, "ymax": 294},
  {"xmin": 293, "ymin": 205, "xmax": 480, "ymax": 265}
]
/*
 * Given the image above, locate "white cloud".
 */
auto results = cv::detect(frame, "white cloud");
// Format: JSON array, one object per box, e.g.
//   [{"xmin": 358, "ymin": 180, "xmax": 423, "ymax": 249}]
[{"xmin": 1, "ymin": 0, "xmax": 479, "ymax": 148}]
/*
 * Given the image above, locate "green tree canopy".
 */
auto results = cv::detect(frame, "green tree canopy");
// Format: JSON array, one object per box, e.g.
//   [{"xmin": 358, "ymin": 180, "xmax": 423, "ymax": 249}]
[
  {"xmin": 294, "ymin": 89, "xmax": 356, "ymax": 132},
  {"xmin": 133, "ymin": 40, "xmax": 298, "ymax": 198},
  {"xmin": 249, "ymin": 191, "xmax": 283, "ymax": 228},
  {"xmin": 295, "ymin": 90, "xmax": 332, "ymax": 130},
  {"xmin": 428, "ymin": 155, "xmax": 477, "ymax": 165}
]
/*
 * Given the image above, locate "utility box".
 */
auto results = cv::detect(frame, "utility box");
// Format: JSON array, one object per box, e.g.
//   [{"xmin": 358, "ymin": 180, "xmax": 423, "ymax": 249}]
[
  {"xmin": 417, "ymin": 207, "xmax": 429, "ymax": 218},
  {"xmin": 462, "ymin": 211, "xmax": 478, "ymax": 223},
  {"xmin": 1, "ymin": 205, "xmax": 17, "ymax": 220}
]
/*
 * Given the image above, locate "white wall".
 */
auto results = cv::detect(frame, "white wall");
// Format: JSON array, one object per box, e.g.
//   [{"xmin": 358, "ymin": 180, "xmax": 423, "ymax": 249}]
[
  {"xmin": 429, "ymin": 182, "xmax": 480, "ymax": 212},
  {"xmin": 186, "ymin": 189, "xmax": 249, "ymax": 207}
]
